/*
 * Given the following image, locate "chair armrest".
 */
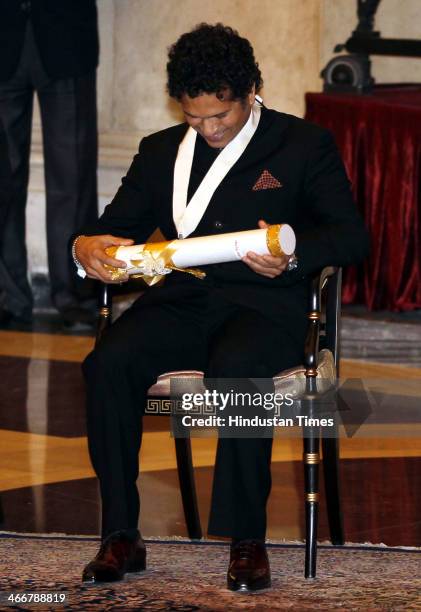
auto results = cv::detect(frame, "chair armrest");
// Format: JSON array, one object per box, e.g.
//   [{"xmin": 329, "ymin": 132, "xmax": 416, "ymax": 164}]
[
  {"xmin": 308, "ymin": 266, "xmax": 338, "ymax": 313},
  {"xmin": 304, "ymin": 267, "xmax": 339, "ymax": 371}
]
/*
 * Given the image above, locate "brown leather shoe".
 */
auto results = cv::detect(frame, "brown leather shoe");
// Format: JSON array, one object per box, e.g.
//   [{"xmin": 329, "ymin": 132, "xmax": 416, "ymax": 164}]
[
  {"xmin": 82, "ymin": 530, "xmax": 146, "ymax": 583},
  {"xmin": 227, "ymin": 540, "xmax": 271, "ymax": 592}
]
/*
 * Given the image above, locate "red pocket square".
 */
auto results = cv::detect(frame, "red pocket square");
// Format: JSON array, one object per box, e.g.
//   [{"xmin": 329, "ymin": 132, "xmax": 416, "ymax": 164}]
[{"xmin": 252, "ymin": 170, "xmax": 282, "ymax": 191}]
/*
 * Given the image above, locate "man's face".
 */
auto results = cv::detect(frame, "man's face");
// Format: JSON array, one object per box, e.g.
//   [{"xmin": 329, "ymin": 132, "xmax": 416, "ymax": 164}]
[{"xmin": 180, "ymin": 89, "xmax": 255, "ymax": 148}]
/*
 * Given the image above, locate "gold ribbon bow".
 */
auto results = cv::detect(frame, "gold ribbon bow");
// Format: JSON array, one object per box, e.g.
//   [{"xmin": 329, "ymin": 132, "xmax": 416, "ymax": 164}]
[{"xmin": 105, "ymin": 240, "xmax": 206, "ymax": 286}]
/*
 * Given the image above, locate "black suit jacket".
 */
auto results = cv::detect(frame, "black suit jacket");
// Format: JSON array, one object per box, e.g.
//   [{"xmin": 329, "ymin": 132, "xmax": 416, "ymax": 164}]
[
  {"xmin": 79, "ymin": 108, "xmax": 369, "ymax": 335},
  {"xmin": 0, "ymin": 0, "xmax": 98, "ymax": 81}
]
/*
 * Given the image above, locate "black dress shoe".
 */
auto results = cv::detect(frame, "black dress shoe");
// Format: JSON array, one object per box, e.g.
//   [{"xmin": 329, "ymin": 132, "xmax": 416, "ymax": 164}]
[
  {"xmin": 227, "ymin": 539, "xmax": 271, "ymax": 592},
  {"xmin": 82, "ymin": 530, "xmax": 146, "ymax": 583}
]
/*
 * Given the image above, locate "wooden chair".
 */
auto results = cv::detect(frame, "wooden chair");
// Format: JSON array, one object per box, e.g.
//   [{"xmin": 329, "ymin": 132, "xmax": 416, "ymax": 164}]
[{"xmin": 96, "ymin": 266, "xmax": 344, "ymax": 577}]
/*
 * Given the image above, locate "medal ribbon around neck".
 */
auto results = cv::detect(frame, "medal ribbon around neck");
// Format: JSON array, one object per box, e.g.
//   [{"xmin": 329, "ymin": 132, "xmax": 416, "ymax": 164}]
[{"xmin": 173, "ymin": 100, "xmax": 262, "ymax": 239}]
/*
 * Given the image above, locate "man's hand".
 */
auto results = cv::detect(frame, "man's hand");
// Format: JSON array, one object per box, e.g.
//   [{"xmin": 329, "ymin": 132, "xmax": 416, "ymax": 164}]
[
  {"xmin": 242, "ymin": 220, "xmax": 290, "ymax": 279},
  {"xmin": 75, "ymin": 235, "xmax": 134, "ymax": 283}
]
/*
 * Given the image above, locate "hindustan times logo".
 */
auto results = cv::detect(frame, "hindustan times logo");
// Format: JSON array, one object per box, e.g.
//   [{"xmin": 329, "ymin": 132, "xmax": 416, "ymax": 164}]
[{"xmin": 181, "ymin": 390, "xmax": 294, "ymax": 411}]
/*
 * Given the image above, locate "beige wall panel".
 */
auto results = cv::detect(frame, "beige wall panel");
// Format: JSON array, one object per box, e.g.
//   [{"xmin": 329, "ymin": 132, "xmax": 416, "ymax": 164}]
[
  {"xmin": 109, "ymin": 0, "xmax": 320, "ymax": 135},
  {"xmin": 320, "ymin": 0, "xmax": 421, "ymax": 84}
]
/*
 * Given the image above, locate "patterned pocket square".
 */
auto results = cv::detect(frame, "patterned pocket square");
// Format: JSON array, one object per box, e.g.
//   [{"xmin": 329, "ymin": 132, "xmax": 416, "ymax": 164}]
[{"xmin": 252, "ymin": 169, "xmax": 283, "ymax": 191}]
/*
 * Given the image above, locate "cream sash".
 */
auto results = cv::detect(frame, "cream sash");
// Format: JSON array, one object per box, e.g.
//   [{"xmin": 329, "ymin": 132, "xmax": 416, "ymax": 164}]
[{"xmin": 173, "ymin": 101, "xmax": 261, "ymax": 239}]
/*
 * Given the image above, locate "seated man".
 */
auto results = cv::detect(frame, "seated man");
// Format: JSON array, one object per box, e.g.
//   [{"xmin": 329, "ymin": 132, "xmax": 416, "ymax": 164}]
[{"xmin": 73, "ymin": 23, "xmax": 368, "ymax": 591}]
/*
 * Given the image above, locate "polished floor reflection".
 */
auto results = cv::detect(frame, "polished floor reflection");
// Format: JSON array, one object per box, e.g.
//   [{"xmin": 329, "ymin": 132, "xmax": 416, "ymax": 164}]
[{"xmin": 0, "ymin": 322, "xmax": 420, "ymax": 547}]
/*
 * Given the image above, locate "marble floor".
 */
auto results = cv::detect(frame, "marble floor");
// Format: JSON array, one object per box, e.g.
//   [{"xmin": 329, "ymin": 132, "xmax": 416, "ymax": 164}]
[{"xmin": 0, "ymin": 310, "xmax": 420, "ymax": 547}]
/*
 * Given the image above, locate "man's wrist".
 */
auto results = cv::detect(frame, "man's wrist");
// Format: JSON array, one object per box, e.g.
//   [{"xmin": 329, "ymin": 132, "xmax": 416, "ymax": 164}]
[{"xmin": 72, "ymin": 235, "xmax": 87, "ymax": 278}]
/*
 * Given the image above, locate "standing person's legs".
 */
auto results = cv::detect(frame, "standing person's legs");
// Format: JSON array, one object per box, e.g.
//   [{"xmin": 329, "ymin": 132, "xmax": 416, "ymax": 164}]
[
  {"xmin": 37, "ymin": 71, "xmax": 98, "ymax": 312},
  {"xmin": 0, "ymin": 73, "xmax": 34, "ymax": 320}
]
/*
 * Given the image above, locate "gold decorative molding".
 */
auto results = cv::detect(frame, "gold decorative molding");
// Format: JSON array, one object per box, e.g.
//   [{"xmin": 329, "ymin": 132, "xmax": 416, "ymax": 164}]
[{"xmin": 306, "ymin": 492, "xmax": 319, "ymax": 502}]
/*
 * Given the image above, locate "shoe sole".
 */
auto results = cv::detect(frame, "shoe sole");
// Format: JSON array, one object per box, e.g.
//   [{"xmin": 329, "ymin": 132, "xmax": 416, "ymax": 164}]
[
  {"xmin": 228, "ymin": 586, "xmax": 272, "ymax": 593},
  {"xmin": 227, "ymin": 579, "xmax": 271, "ymax": 592},
  {"xmin": 82, "ymin": 570, "xmax": 124, "ymax": 583},
  {"xmin": 82, "ymin": 561, "xmax": 146, "ymax": 583}
]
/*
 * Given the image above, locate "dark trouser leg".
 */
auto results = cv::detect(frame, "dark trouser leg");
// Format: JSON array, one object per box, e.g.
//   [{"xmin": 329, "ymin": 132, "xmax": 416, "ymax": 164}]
[
  {"xmin": 82, "ymin": 300, "xmax": 207, "ymax": 539},
  {"xmin": 37, "ymin": 71, "xmax": 98, "ymax": 310},
  {"xmin": 206, "ymin": 309, "xmax": 306, "ymax": 540},
  {"xmin": 209, "ymin": 437, "xmax": 274, "ymax": 540},
  {"xmin": 0, "ymin": 78, "xmax": 34, "ymax": 317}
]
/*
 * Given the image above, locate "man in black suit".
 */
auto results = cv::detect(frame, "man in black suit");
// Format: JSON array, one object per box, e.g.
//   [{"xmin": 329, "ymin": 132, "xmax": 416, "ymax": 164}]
[
  {"xmin": 0, "ymin": 0, "xmax": 98, "ymax": 326},
  {"xmin": 74, "ymin": 24, "xmax": 368, "ymax": 591}
]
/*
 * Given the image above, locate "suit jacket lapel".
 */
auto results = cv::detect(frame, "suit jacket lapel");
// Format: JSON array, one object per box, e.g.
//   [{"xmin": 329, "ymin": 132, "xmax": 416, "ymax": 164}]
[
  {"xmin": 158, "ymin": 109, "xmax": 290, "ymax": 238},
  {"xmin": 228, "ymin": 108, "xmax": 290, "ymax": 176}
]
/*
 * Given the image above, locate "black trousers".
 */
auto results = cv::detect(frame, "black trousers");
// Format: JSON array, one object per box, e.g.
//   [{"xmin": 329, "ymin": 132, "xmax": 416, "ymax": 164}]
[
  {"xmin": 0, "ymin": 23, "xmax": 97, "ymax": 317},
  {"xmin": 82, "ymin": 289, "xmax": 305, "ymax": 540}
]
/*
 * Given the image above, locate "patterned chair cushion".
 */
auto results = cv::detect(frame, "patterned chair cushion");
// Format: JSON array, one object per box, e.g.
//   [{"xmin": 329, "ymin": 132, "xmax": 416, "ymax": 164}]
[{"xmin": 147, "ymin": 349, "xmax": 336, "ymax": 399}]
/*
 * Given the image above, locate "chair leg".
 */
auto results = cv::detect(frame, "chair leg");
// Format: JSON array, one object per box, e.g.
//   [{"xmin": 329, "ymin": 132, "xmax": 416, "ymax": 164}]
[
  {"xmin": 96, "ymin": 284, "xmax": 112, "ymax": 345},
  {"xmin": 305, "ymin": 491, "xmax": 319, "ymax": 579},
  {"xmin": 322, "ymin": 431, "xmax": 345, "ymax": 545},
  {"xmin": 174, "ymin": 437, "xmax": 202, "ymax": 540},
  {"xmin": 303, "ymin": 412, "xmax": 320, "ymax": 578}
]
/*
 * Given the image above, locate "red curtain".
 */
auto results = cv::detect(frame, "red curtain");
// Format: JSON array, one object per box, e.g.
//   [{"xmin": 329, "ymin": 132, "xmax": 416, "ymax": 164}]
[{"xmin": 305, "ymin": 85, "xmax": 421, "ymax": 311}]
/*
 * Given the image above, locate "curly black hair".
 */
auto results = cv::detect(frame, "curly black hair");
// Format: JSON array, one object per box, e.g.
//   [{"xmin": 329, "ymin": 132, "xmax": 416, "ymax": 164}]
[{"xmin": 167, "ymin": 23, "xmax": 263, "ymax": 100}]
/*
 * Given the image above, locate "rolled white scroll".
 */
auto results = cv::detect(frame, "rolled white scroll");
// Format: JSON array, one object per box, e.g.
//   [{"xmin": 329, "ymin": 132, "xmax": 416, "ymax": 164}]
[{"xmin": 105, "ymin": 224, "xmax": 296, "ymax": 284}]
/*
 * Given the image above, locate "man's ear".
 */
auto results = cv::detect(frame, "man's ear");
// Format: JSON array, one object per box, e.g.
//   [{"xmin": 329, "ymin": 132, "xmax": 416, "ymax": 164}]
[{"xmin": 248, "ymin": 85, "xmax": 256, "ymax": 106}]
